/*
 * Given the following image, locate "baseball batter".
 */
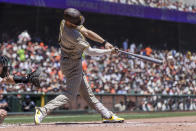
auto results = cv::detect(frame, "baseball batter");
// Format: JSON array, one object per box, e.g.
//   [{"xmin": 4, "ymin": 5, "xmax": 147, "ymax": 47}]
[
  {"xmin": 34, "ymin": 8, "xmax": 124, "ymax": 124},
  {"xmin": 0, "ymin": 55, "xmax": 40, "ymax": 124}
]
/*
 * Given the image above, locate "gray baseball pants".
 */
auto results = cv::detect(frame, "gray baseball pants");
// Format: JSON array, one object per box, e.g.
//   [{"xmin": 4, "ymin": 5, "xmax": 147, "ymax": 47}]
[{"xmin": 39, "ymin": 57, "xmax": 113, "ymax": 119}]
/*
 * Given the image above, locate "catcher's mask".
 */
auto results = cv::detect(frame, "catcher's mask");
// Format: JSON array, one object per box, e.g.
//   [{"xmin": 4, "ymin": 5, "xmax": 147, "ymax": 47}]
[
  {"xmin": 0, "ymin": 56, "xmax": 9, "ymax": 67},
  {"xmin": 0, "ymin": 56, "xmax": 9, "ymax": 78}
]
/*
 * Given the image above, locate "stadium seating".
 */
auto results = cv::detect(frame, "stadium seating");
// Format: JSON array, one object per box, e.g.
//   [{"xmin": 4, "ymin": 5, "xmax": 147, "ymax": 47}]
[
  {"xmin": 0, "ymin": 41, "xmax": 195, "ymax": 96},
  {"xmin": 102, "ymin": 0, "xmax": 196, "ymax": 13}
]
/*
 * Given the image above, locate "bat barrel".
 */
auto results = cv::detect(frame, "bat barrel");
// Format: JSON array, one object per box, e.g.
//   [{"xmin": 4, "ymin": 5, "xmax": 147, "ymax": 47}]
[{"xmin": 118, "ymin": 50, "xmax": 163, "ymax": 65}]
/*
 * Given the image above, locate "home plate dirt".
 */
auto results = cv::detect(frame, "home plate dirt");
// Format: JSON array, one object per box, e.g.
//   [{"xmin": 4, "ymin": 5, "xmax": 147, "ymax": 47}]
[{"xmin": 2, "ymin": 116, "xmax": 196, "ymax": 131}]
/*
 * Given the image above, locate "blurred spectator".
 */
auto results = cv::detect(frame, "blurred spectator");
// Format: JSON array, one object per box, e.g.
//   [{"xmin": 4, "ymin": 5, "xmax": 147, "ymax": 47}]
[
  {"xmin": 145, "ymin": 46, "xmax": 152, "ymax": 56},
  {"xmin": 0, "ymin": 94, "xmax": 8, "ymax": 110},
  {"xmin": 22, "ymin": 95, "xmax": 35, "ymax": 112},
  {"xmin": 17, "ymin": 48, "xmax": 25, "ymax": 62},
  {"xmin": 18, "ymin": 30, "xmax": 31, "ymax": 44},
  {"xmin": 126, "ymin": 99, "xmax": 136, "ymax": 111},
  {"xmin": 114, "ymin": 101, "xmax": 126, "ymax": 111},
  {"xmin": 130, "ymin": 42, "xmax": 136, "ymax": 53},
  {"xmin": 102, "ymin": 0, "xmax": 196, "ymax": 13},
  {"xmin": 123, "ymin": 39, "xmax": 128, "ymax": 50}
]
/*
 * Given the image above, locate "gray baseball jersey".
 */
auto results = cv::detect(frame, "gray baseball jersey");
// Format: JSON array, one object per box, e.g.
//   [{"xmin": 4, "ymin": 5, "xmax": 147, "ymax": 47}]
[
  {"xmin": 39, "ymin": 20, "xmax": 113, "ymax": 119},
  {"xmin": 58, "ymin": 20, "xmax": 89, "ymax": 59}
]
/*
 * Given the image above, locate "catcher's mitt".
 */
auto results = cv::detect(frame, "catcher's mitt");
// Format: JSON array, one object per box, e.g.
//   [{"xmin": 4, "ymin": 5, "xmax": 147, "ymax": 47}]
[
  {"xmin": 0, "ymin": 56, "xmax": 9, "ymax": 78},
  {"xmin": 27, "ymin": 69, "xmax": 41, "ymax": 88}
]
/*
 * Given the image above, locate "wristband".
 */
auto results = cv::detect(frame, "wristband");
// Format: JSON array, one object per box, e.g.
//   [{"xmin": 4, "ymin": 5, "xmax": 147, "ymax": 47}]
[{"xmin": 102, "ymin": 40, "xmax": 107, "ymax": 45}]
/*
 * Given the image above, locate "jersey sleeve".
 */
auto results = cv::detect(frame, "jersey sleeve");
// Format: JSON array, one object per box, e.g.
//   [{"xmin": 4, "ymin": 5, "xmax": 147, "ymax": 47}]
[
  {"xmin": 77, "ymin": 38, "xmax": 90, "ymax": 51},
  {"xmin": 84, "ymin": 47, "xmax": 112, "ymax": 56}
]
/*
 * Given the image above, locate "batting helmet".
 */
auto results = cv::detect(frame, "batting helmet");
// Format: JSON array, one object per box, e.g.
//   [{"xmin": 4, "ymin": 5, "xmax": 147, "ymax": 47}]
[{"xmin": 64, "ymin": 8, "xmax": 85, "ymax": 26}]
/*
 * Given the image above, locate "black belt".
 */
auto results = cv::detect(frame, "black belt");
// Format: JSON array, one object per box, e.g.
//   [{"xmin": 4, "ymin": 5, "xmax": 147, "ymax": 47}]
[{"xmin": 63, "ymin": 56, "xmax": 81, "ymax": 60}]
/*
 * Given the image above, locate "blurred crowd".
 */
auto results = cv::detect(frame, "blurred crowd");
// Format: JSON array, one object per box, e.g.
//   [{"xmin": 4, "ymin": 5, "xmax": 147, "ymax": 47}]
[
  {"xmin": 102, "ymin": 0, "xmax": 196, "ymax": 13},
  {"xmin": 114, "ymin": 97, "xmax": 196, "ymax": 112},
  {"xmin": 0, "ymin": 31, "xmax": 65, "ymax": 93},
  {"xmin": 0, "ymin": 32, "xmax": 195, "ymax": 97},
  {"xmin": 0, "ymin": 31, "xmax": 196, "ymax": 112},
  {"xmin": 85, "ymin": 45, "xmax": 196, "ymax": 96},
  {"xmin": 141, "ymin": 96, "xmax": 196, "ymax": 111}
]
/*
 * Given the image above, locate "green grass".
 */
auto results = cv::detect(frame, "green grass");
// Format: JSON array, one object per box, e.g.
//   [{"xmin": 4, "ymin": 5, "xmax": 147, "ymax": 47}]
[{"xmin": 4, "ymin": 112, "xmax": 196, "ymax": 124}]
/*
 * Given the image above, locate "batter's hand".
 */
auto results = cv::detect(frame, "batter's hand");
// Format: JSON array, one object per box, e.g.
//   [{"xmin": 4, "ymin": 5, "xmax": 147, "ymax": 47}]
[
  {"xmin": 111, "ymin": 48, "xmax": 119, "ymax": 54},
  {"xmin": 105, "ymin": 42, "xmax": 114, "ymax": 49}
]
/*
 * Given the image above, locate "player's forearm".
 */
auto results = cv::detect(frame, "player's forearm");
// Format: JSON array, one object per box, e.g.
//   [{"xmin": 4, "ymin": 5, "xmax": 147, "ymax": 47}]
[
  {"xmin": 84, "ymin": 47, "xmax": 112, "ymax": 56},
  {"xmin": 0, "ymin": 75, "xmax": 29, "ymax": 84},
  {"xmin": 80, "ymin": 27, "xmax": 105, "ymax": 44},
  {"xmin": 1, "ymin": 76, "xmax": 15, "ymax": 84},
  {"xmin": 85, "ymin": 30, "xmax": 105, "ymax": 43}
]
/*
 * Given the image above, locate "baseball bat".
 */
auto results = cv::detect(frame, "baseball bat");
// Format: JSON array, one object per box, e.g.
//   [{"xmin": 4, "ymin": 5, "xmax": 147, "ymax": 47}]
[{"xmin": 118, "ymin": 50, "xmax": 163, "ymax": 65}]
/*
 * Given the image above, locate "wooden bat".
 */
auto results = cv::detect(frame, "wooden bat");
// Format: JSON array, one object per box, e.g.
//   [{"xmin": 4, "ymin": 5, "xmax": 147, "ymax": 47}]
[{"xmin": 118, "ymin": 50, "xmax": 163, "ymax": 65}]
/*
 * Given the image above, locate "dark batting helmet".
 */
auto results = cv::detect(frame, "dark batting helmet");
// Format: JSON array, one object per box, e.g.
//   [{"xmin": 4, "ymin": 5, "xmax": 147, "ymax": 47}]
[{"xmin": 64, "ymin": 8, "xmax": 85, "ymax": 26}]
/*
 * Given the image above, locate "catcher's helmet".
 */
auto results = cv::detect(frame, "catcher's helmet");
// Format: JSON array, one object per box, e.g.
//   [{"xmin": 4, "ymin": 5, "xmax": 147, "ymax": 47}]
[
  {"xmin": 64, "ymin": 8, "xmax": 85, "ymax": 26},
  {"xmin": 0, "ymin": 56, "xmax": 9, "ymax": 67},
  {"xmin": 0, "ymin": 56, "xmax": 9, "ymax": 78}
]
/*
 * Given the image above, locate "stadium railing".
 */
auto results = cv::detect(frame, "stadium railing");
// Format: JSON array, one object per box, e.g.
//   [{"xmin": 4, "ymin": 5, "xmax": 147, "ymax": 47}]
[{"xmin": 3, "ymin": 93, "xmax": 196, "ymax": 113}]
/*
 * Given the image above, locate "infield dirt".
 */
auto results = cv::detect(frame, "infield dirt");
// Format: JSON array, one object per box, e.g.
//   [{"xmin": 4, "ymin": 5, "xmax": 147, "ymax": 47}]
[{"xmin": 1, "ymin": 116, "xmax": 196, "ymax": 131}]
